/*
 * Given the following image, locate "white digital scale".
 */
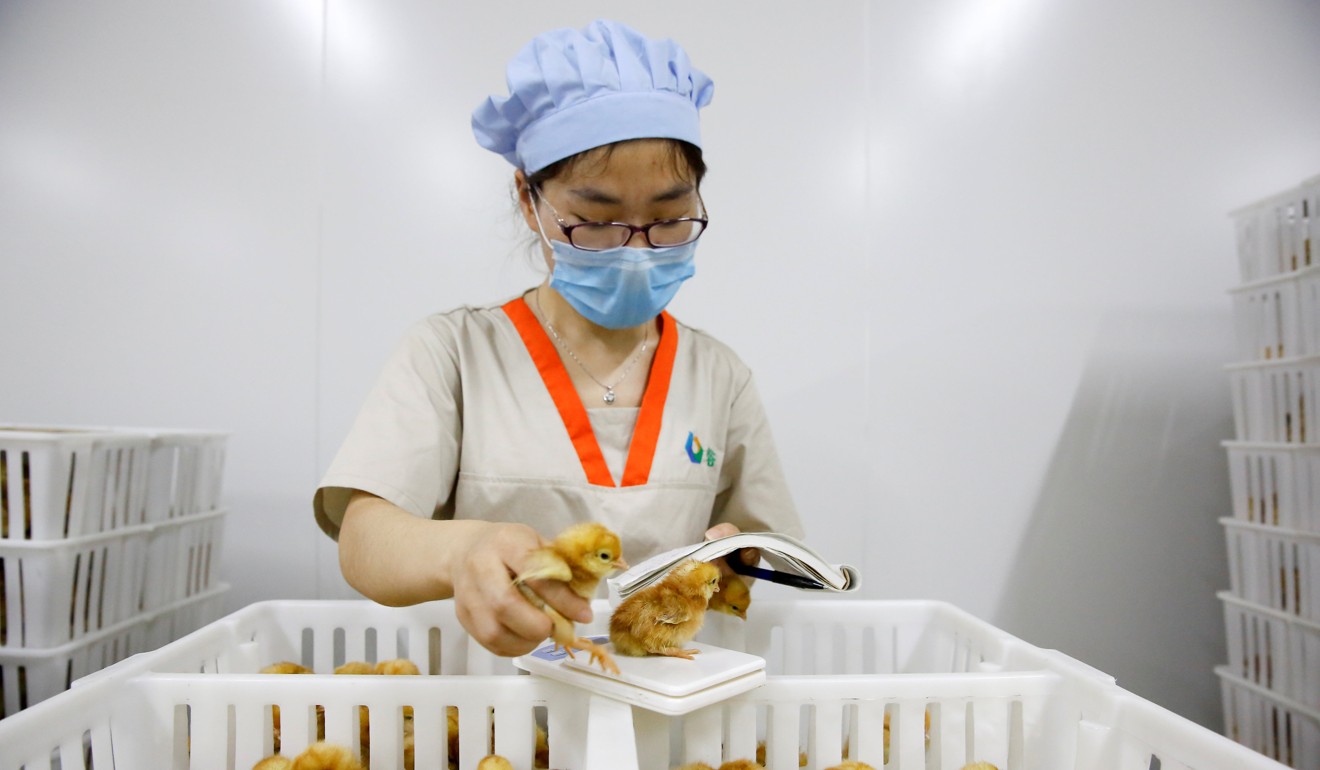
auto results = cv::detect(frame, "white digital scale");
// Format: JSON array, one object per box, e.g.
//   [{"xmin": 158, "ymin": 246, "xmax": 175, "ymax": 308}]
[{"xmin": 513, "ymin": 635, "xmax": 766, "ymax": 716}]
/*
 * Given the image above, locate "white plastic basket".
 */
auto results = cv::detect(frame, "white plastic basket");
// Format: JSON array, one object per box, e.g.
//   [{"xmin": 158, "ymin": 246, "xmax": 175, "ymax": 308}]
[
  {"xmin": 139, "ymin": 429, "xmax": 227, "ymax": 522},
  {"xmin": 1227, "ymin": 356, "xmax": 1320, "ymax": 444},
  {"xmin": 1224, "ymin": 442, "xmax": 1320, "ymax": 530},
  {"xmin": 0, "ymin": 428, "xmax": 152, "ymax": 540},
  {"xmin": 1222, "ymin": 518, "xmax": 1320, "ymax": 622},
  {"xmin": 1220, "ymin": 591, "xmax": 1320, "ymax": 710},
  {"xmin": 1230, "ymin": 269, "xmax": 1320, "ymax": 362},
  {"xmin": 1219, "ymin": 666, "xmax": 1320, "ymax": 770},
  {"xmin": 139, "ymin": 508, "xmax": 227, "ymax": 613},
  {"xmin": 0, "ymin": 584, "xmax": 227, "ymax": 718},
  {"xmin": 0, "ymin": 427, "xmax": 228, "ymax": 541},
  {"xmin": 0, "ymin": 599, "xmax": 1291, "ymax": 770},
  {"xmin": 83, "ymin": 599, "xmax": 1115, "ymax": 685},
  {"xmin": 1231, "ymin": 176, "xmax": 1319, "ymax": 283},
  {"xmin": 0, "ymin": 509, "xmax": 226, "ymax": 650}
]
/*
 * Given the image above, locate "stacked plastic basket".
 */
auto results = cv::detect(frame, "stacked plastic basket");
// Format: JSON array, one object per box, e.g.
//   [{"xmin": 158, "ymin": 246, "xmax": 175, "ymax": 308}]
[
  {"xmin": 1219, "ymin": 174, "xmax": 1320, "ymax": 769},
  {"xmin": 0, "ymin": 426, "xmax": 230, "ymax": 717},
  {"xmin": 0, "ymin": 597, "xmax": 1292, "ymax": 770}
]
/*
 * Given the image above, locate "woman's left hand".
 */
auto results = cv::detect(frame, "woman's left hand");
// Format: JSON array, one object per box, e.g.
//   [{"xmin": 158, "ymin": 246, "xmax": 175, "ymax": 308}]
[{"xmin": 704, "ymin": 522, "xmax": 760, "ymax": 577}]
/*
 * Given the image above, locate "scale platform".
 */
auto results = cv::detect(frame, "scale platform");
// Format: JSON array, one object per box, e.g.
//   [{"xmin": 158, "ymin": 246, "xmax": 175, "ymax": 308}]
[{"xmin": 513, "ymin": 636, "xmax": 766, "ymax": 715}]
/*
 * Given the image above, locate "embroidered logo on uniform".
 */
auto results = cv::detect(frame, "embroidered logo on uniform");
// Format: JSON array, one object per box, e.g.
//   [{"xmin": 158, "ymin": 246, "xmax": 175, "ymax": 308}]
[{"xmin": 685, "ymin": 432, "xmax": 716, "ymax": 467}]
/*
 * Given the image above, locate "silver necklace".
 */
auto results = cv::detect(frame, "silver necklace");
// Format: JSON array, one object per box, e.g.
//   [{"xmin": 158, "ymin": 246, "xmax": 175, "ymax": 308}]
[{"xmin": 534, "ymin": 291, "xmax": 649, "ymax": 404}]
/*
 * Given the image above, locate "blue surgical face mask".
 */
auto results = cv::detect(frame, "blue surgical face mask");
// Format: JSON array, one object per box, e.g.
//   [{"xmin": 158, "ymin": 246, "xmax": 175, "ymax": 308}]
[{"xmin": 531, "ymin": 198, "xmax": 698, "ymax": 329}]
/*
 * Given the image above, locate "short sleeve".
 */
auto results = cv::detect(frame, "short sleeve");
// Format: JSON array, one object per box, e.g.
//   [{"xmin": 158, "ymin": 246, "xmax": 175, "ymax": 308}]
[
  {"xmin": 711, "ymin": 372, "xmax": 805, "ymax": 539},
  {"xmin": 313, "ymin": 318, "xmax": 463, "ymax": 539}
]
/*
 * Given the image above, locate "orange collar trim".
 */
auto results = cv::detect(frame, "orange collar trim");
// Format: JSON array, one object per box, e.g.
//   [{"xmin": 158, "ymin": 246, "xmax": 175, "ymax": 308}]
[{"xmin": 503, "ymin": 297, "xmax": 677, "ymax": 487}]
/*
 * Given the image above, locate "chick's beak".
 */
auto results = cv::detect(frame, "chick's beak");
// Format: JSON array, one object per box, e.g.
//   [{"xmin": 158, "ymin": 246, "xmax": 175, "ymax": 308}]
[{"xmin": 613, "ymin": 557, "xmax": 629, "ymax": 571}]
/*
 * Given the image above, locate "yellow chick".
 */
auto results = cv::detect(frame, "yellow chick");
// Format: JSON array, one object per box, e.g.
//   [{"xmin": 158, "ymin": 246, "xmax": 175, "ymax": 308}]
[
  {"xmin": 610, "ymin": 560, "xmax": 720, "ymax": 659},
  {"xmin": 350, "ymin": 658, "xmax": 420, "ymax": 769},
  {"xmin": 373, "ymin": 658, "xmax": 420, "ymax": 676},
  {"xmin": 755, "ymin": 743, "xmax": 807, "ymax": 767},
  {"xmin": 261, "ymin": 661, "xmax": 314, "ymax": 675},
  {"xmin": 333, "ymin": 661, "xmax": 374, "ymax": 675},
  {"xmin": 290, "ymin": 742, "xmax": 365, "ymax": 770},
  {"xmin": 534, "ymin": 721, "xmax": 549, "ymax": 769},
  {"xmin": 960, "ymin": 764, "xmax": 999, "ymax": 770},
  {"xmin": 718, "ymin": 761, "xmax": 764, "ymax": 770},
  {"xmin": 825, "ymin": 763, "xmax": 875, "ymax": 770},
  {"xmin": 260, "ymin": 661, "xmax": 315, "ymax": 753},
  {"xmin": 253, "ymin": 757, "xmax": 294, "ymax": 770},
  {"xmin": 707, "ymin": 573, "xmax": 751, "ymax": 619},
  {"xmin": 476, "ymin": 755, "xmax": 515, "ymax": 770},
  {"xmin": 514, "ymin": 522, "xmax": 628, "ymax": 673}
]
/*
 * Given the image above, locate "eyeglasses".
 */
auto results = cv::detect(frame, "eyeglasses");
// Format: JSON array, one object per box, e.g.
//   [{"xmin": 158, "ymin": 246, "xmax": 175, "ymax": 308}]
[{"xmin": 534, "ymin": 189, "xmax": 709, "ymax": 251}]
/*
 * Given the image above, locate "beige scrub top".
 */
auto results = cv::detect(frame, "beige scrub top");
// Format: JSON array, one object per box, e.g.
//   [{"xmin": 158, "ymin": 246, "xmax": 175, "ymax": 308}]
[{"xmin": 314, "ymin": 294, "xmax": 804, "ymax": 566}]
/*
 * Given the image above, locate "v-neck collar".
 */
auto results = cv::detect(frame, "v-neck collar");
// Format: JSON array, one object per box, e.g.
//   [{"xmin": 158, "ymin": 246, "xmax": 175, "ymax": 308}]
[{"xmin": 503, "ymin": 296, "xmax": 677, "ymax": 487}]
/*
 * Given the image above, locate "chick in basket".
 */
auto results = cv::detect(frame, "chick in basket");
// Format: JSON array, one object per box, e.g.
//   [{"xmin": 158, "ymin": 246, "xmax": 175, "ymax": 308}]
[
  {"xmin": 260, "ymin": 661, "xmax": 317, "ymax": 752},
  {"xmin": 610, "ymin": 559, "xmax": 721, "ymax": 659},
  {"xmin": 253, "ymin": 741, "xmax": 365, "ymax": 770},
  {"xmin": 513, "ymin": 522, "xmax": 628, "ymax": 673},
  {"xmin": 356, "ymin": 658, "xmax": 420, "ymax": 769}
]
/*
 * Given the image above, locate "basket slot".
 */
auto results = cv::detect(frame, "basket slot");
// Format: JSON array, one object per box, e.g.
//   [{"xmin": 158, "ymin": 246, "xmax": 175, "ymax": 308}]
[{"xmin": 407, "ymin": 702, "xmax": 448, "ymax": 770}]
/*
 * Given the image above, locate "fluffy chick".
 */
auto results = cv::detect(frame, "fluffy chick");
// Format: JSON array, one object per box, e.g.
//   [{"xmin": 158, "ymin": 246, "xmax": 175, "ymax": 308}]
[
  {"xmin": 333, "ymin": 661, "xmax": 374, "ymax": 675},
  {"xmin": 534, "ymin": 721, "xmax": 549, "ymax": 769},
  {"xmin": 290, "ymin": 742, "xmax": 365, "ymax": 770},
  {"xmin": 261, "ymin": 661, "xmax": 314, "ymax": 675},
  {"xmin": 707, "ymin": 573, "xmax": 751, "ymax": 620},
  {"xmin": 610, "ymin": 560, "xmax": 720, "ymax": 659},
  {"xmin": 718, "ymin": 761, "xmax": 764, "ymax": 770},
  {"xmin": 253, "ymin": 757, "xmax": 294, "ymax": 770},
  {"xmin": 373, "ymin": 658, "xmax": 420, "ymax": 676},
  {"xmin": 354, "ymin": 658, "xmax": 420, "ymax": 769},
  {"xmin": 754, "ymin": 743, "xmax": 806, "ymax": 767},
  {"xmin": 261, "ymin": 661, "xmax": 315, "ymax": 753},
  {"xmin": 476, "ymin": 755, "xmax": 515, "ymax": 770},
  {"xmin": 824, "ymin": 763, "xmax": 875, "ymax": 770},
  {"xmin": 513, "ymin": 522, "xmax": 628, "ymax": 673}
]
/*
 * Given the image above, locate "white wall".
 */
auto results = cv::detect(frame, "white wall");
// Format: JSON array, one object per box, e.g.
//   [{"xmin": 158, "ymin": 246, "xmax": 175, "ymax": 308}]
[{"xmin": 2, "ymin": 0, "xmax": 1318, "ymax": 732}]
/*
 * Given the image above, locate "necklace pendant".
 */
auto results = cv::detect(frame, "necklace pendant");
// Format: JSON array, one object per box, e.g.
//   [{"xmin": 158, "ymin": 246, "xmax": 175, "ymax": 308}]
[{"xmin": 603, "ymin": 389, "xmax": 616, "ymax": 404}]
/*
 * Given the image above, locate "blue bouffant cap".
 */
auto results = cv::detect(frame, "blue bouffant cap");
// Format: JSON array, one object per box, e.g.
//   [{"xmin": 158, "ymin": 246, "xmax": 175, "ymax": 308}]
[{"xmin": 472, "ymin": 19, "xmax": 714, "ymax": 174}]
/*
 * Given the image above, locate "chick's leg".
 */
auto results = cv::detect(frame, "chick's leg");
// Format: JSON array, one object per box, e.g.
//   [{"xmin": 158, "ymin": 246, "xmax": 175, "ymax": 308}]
[
  {"xmin": 657, "ymin": 647, "xmax": 701, "ymax": 660},
  {"xmin": 569, "ymin": 636, "xmax": 620, "ymax": 675},
  {"xmin": 544, "ymin": 607, "xmax": 620, "ymax": 674}
]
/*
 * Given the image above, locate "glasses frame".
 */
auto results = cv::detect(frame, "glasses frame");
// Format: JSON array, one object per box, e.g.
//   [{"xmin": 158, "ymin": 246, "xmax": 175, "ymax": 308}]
[{"xmin": 534, "ymin": 189, "xmax": 709, "ymax": 252}]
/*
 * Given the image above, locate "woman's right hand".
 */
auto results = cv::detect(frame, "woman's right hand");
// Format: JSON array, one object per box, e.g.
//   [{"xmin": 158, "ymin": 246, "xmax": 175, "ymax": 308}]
[
  {"xmin": 449, "ymin": 521, "xmax": 593, "ymax": 657},
  {"xmin": 339, "ymin": 493, "xmax": 591, "ymax": 657}
]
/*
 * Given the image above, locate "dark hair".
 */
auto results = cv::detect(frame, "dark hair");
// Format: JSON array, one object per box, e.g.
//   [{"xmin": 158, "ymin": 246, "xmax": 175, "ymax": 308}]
[{"xmin": 526, "ymin": 138, "xmax": 707, "ymax": 194}]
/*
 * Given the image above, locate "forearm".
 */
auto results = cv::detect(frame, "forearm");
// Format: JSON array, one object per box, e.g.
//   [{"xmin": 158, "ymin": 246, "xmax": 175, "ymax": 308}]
[{"xmin": 338, "ymin": 491, "xmax": 488, "ymax": 606}]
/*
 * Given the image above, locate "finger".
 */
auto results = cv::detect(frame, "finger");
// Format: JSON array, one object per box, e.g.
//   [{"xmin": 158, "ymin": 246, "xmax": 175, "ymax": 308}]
[
  {"xmin": 523, "ymin": 577, "xmax": 593, "ymax": 624},
  {"xmin": 461, "ymin": 586, "xmax": 552, "ymax": 657},
  {"xmin": 489, "ymin": 580, "xmax": 556, "ymax": 641},
  {"xmin": 704, "ymin": 522, "xmax": 739, "ymax": 540},
  {"xmin": 740, "ymin": 547, "xmax": 761, "ymax": 566}
]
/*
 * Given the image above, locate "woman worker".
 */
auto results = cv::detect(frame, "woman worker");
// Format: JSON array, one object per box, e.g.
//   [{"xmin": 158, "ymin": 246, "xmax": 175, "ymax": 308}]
[{"xmin": 313, "ymin": 19, "xmax": 803, "ymax": 657}]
